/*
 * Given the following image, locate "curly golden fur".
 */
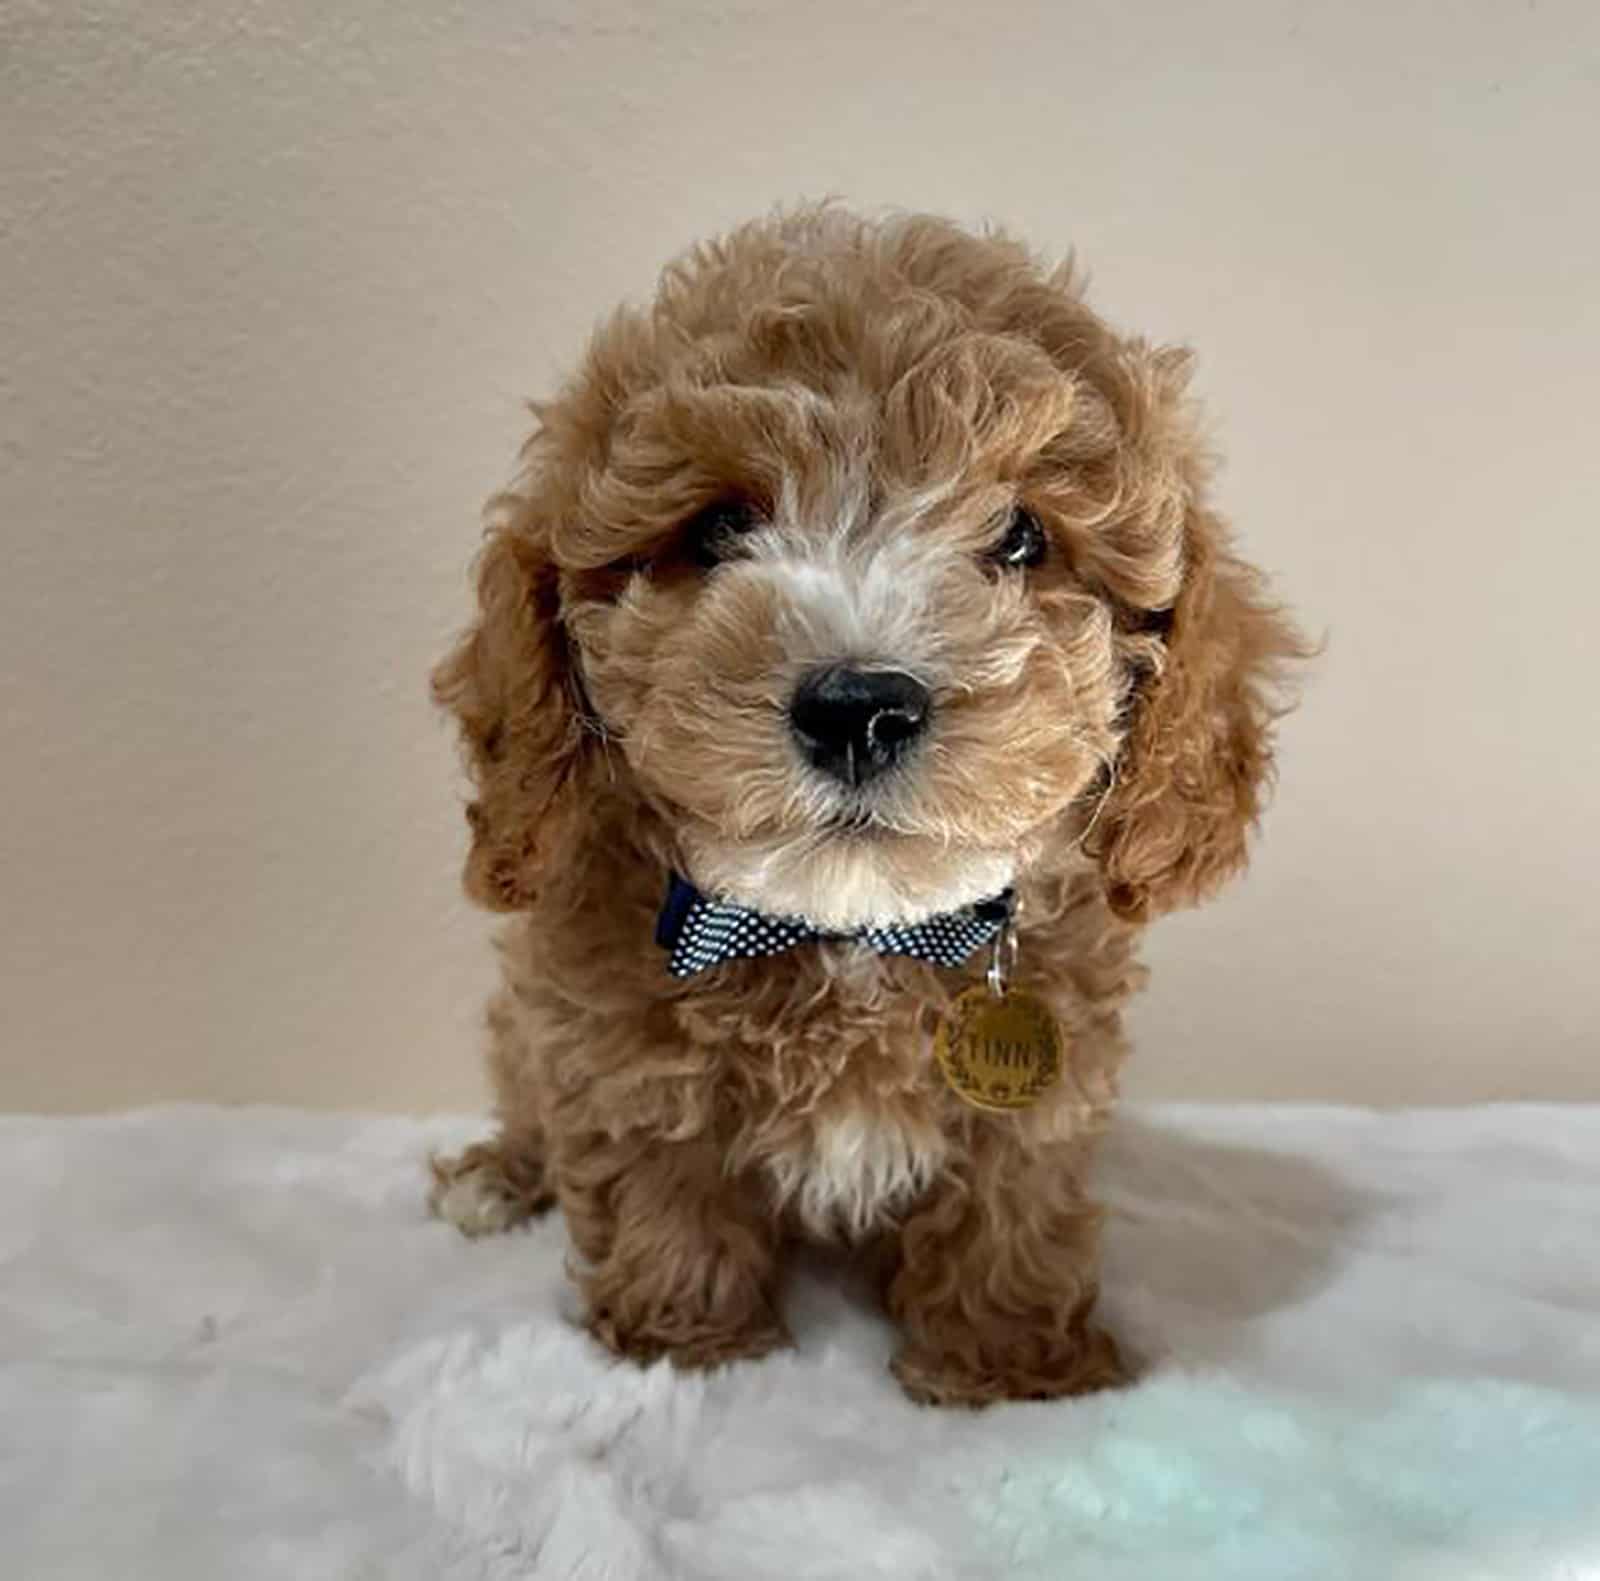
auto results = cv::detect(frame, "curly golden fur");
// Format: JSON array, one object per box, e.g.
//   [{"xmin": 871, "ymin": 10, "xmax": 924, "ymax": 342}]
[{"xmin": 429, "ymin": 207, "xmax": 1302, "ymax": 1406}]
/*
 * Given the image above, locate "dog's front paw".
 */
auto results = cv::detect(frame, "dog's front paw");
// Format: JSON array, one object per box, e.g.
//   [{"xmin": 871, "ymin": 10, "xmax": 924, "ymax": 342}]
[
  {"xmin": 892, "ymin": 1324, "xmax": 1130, "ymax": 1408},
  {"xmin": 589, "ymin": 1301, "xmax": 791, "ymax": 1373}
]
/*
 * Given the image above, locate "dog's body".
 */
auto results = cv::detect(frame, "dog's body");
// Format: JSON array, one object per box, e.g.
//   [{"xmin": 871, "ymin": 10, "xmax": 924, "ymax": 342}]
[{"xmin": 431, "ymin": 209, "xmax": 1300, "ymax": 1406}]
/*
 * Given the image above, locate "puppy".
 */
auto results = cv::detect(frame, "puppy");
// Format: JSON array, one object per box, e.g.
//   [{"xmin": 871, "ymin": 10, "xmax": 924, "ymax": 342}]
[{"xmin": 429, "ymin": 207, "xmax": 1301, "ymax": 1406}]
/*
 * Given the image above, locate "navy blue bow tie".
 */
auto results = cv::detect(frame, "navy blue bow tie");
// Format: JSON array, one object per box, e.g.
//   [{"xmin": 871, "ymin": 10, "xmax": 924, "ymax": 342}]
[{"xmin": 655, "ymin": 873, "xmax": 1015, "ymax": 979}]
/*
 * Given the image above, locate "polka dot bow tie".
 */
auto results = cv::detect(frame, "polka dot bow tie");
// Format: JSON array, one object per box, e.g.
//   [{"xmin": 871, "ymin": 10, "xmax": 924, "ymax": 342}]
[{"xmin": 655, "ymin": 873, "xmax": 1016, "ymax": 979}]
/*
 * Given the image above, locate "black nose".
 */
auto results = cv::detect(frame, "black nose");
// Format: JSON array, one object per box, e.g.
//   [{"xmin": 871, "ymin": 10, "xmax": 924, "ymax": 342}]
[{"xmin": 789, "ymin": 665, "xmax": 931, "ymax": 787}]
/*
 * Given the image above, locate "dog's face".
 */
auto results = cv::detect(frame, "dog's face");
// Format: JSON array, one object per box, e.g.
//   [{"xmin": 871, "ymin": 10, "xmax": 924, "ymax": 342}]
[
  {"xmin": 561, "ymin": 350, "xmax": 1141, "ymax": 930},
  {"xmin": 438, "ymin": 212, "xmax": 1299, "ymax": 930}
]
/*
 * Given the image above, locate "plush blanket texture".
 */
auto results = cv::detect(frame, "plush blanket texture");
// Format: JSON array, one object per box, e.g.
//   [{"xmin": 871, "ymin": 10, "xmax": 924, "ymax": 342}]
[{"xmin": 4, "ymin": 1103, "xmax": 1599, "ymax": 1580}]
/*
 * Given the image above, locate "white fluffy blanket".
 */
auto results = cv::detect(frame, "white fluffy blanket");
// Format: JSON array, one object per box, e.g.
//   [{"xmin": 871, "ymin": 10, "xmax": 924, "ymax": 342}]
[{"xmin": 4, "ymin": 1104, "xmax": 1599, "ymax": 1580}]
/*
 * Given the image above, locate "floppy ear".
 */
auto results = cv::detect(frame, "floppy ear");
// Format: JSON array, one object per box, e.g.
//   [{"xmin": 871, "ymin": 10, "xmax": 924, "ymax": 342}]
[
  {"xmin": 431, "ymin": 508, "xmax": 589, "ymax": 911},
  {"xmin": 1090, "ymin": 512, "xmax": 1302, "ymax": 924}
]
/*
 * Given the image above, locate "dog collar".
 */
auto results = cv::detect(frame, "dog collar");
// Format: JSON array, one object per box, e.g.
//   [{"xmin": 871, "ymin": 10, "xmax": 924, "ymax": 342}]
[{"xmin": 655, "ymin": 873, "xmax": 1016, "ymax": 979}]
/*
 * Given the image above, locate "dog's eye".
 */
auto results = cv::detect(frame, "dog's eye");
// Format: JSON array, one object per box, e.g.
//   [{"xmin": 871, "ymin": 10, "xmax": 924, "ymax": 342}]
[
  {"xmin": 988, "ymin": 507, "xmax": 1047, "ymax": 569},
  {"xmin": 684, "ymin": 499, "xmax": 760, "ymax": 568}
]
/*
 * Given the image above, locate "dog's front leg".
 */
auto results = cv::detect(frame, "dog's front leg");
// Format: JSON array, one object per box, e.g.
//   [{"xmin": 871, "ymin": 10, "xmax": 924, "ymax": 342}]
[
  {"xmin": 555, "ymin": 1131, "xmax": 789, "ymax": 1370},
  {"xmin": 887, "ymin": 1126, "xmax": 1127, "ymax": 1407}
]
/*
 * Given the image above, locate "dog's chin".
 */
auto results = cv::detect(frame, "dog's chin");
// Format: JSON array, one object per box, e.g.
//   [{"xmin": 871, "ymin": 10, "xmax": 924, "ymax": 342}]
[{"xmin": 681, "ymin": 826, "xmax": 1016, "ymax": 932}]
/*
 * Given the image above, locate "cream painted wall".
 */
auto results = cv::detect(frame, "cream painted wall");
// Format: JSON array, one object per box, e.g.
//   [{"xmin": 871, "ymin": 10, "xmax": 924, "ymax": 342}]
[{"xmin": 3, "ymin": 1, "xmax": 1597, "ymax": 1113}]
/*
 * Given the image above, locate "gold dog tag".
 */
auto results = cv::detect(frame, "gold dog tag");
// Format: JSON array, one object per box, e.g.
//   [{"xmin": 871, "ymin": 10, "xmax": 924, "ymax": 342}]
[{"xmin": 934, "ymin": 985, "xmax": 1063, "ymax": 1111}]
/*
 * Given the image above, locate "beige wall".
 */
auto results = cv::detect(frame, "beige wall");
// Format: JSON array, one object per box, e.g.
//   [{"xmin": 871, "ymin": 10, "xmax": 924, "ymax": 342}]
[{"xmin": 4, "ymin": 1, "xmax": 1597, "ymax": 1113}]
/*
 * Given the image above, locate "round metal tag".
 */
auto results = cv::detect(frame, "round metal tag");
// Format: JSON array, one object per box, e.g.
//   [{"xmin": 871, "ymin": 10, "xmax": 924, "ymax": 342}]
[{"xmin": 934, "ymin": 985, "xmax": 1064, "ymax": 1112}]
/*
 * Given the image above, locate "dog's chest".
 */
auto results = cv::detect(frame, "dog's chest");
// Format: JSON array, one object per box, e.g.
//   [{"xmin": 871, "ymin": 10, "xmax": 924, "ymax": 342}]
[
  {"xmin": 705, "ymin": 949, "xmax": 959, "ymax": 1237},
  {"xmin": 764, "ymin": 1107, "xmax": 948, "ymax": 1241}
]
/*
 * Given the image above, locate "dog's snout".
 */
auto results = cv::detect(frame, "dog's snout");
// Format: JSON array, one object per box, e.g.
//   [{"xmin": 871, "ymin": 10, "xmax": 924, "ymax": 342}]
[{"xmin": 789, "ymin": 665, "xmax": 930, "ymax": 787}]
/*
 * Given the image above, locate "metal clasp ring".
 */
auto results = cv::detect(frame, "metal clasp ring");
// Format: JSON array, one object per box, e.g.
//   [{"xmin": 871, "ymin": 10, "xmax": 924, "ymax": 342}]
[{"xmin": 986, "ymin": 916, "xmax": 1018, "ymax": 998}]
